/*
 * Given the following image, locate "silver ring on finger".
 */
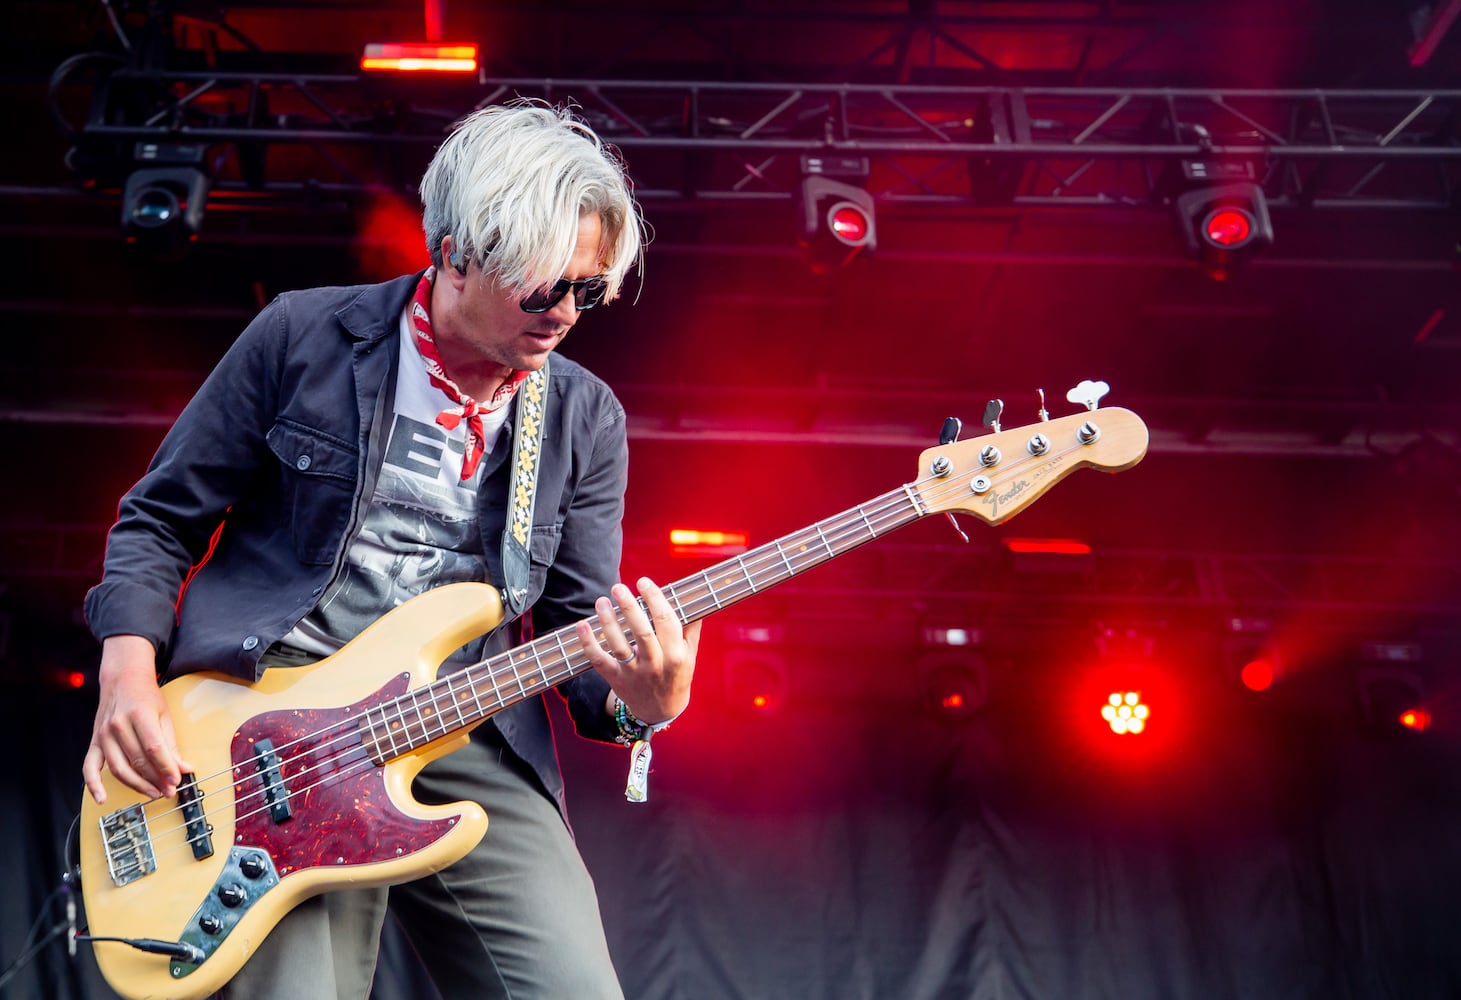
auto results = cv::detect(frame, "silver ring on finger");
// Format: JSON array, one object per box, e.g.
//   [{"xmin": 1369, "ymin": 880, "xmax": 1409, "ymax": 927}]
[{"xmin": 616, "ymin": 647, "xmax": 636, "ymax": 666}]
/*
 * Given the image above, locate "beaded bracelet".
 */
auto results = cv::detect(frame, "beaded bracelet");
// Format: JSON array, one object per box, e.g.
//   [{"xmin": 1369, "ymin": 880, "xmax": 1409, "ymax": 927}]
[
  {"xmin": 613, "ymin": 696, "xmax": 651, "ymax": 746},
  {"xmin": 611, "ymin": 695, "xmax": 679, "ymax": 745}
]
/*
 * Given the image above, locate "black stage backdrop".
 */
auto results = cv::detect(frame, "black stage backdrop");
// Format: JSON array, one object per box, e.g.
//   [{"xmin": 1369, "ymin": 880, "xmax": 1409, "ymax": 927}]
[{"xmin": 5, "ymin": 644, "xmax": 1460, "ymax": 1000}]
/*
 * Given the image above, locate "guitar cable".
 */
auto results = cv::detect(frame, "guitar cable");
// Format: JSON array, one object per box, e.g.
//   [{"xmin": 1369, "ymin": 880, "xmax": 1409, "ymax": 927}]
[
  {"xmin": 73, "ymin": 935, "xmax": 207, "ymax": 966},
  {"xmin": 57, "ymin": 811, "xmax": 211, "ymax": 967},
  {"xmin": 0, "ymin": 814, "xmax": 83, "ymax": 989}
]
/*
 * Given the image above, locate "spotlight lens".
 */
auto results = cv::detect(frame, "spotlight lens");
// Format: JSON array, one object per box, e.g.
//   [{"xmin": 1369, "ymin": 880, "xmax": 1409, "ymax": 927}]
[
  {"xmin": 827, "ymin": 203, "xmax": 870, "ymax": 245},
  {"xmin": 1240, "ymin": 658, "xmax": 1274, "ymax": 691},
  {"xmin": 131, "ymin": 188, "xmax": 179, "ymax": 228},
  {"xmin": 1203, "ymin": 208, "xmax": 1253, "ymax": 248},
  {"xmin": 1399, "ymin": 708, "xmax": 1431, "ymax": 731}
]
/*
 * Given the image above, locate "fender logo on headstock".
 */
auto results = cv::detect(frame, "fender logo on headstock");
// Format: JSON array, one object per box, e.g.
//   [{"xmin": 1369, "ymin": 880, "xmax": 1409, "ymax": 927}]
[{"xmin": 983, "ymin": 477, "xmax": 1032, "ymax": 518}]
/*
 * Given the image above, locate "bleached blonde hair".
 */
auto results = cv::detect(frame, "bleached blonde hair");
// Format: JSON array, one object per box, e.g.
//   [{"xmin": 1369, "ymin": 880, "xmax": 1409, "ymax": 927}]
[{"xmin": 420, "ymin": 101, "xmax": 642, "ymax": 300}]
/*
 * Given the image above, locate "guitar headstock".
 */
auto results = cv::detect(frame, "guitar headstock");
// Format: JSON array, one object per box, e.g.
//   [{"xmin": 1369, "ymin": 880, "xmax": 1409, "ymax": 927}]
[{"xmin": 913, "ymin": 401, "xmax": 1148, "ymax": 525}]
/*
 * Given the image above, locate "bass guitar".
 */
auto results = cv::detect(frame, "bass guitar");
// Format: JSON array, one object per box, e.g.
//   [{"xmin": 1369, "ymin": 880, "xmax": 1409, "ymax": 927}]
[{"xmin": 79, "ymin": 391, "xmax": 1147, "ymax": 999}]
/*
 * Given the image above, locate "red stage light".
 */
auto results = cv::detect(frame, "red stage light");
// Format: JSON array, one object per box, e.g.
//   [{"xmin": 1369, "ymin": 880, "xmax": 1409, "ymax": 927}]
[
  {"xmin": 670, "ymin": 528, "xmax": 750, "ymax": 558},
  {"xmin": 67, "ymin": 671, "xmax": 86, "ymax": 689},
  {"xmin": 1240, "ymin": 658, "xmax": 1274, "ymax": 692},
  {"xmin": 941, "ymin": 692, "xmax": 965, "ymax": 711},
  {"xmin": 1003, "ymin": 537, "xmax": 1092, "ymax": 555},
  {"xmin": 1202, "ymin": 208, "xmax": 1254, "ymax": 248},
  {"xmin": 751, "ymin": 693, "xmax": 771, "ymax": 710},
  {"xmin": 1101, "ymin": 690, "xmax": 1149, "ymax": 734},
  {"xmin": 361, "ymin": 42, "xmax": 479, "ymax": 73},
  {"xmin": 1399, "ymin": 708, "xmax": 1432, "ymax": 731},
  {"xmin": 826, "ymin": 202, "xmax": 872, "ymax": 246}
]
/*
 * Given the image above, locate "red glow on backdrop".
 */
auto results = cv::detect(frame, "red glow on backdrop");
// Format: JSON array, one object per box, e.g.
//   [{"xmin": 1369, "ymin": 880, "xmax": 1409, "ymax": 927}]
[
  {"xmin": 941, "ymin": 692, "xmax": 965, "ymax": 711},
  {"xmin": 360, "ymin": 42, "xmax": 478, "ymax": 73},
  {"xmin": 1399, "ymin": 709, "xmax": 1432, "ymax": 732},
  {"xmin": 354, "ymin": 195, "xmax": 426, "ymax": 281},
  {"xmin": 1240, "ymin": 658, "xmax": 1274, "ymax": 691},
  {"xmin": 67, "ymin": 671, "xmax": 86, "ymax": 689}
]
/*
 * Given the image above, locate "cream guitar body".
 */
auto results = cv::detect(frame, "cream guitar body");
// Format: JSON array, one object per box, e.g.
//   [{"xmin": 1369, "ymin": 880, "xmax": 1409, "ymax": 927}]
[{"xmin": 79, "ymin": 583, "xmax": 504, "ymax": 1000}]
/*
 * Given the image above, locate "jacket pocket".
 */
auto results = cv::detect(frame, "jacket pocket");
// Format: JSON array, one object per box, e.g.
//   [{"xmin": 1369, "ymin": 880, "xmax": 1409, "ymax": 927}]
[
  {"xmin": 266, "ymin": 420, "xmax": 358, "ymax": 565},
  {"xmin": 526, "ymin": 522, "xmax": 563, "ymax": 604}
]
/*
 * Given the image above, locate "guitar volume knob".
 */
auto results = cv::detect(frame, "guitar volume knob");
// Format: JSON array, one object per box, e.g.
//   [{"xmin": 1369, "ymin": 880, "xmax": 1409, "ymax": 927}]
[{"xmin": 217, "ymin": 883, "xmax": 247, "ymax": 908}]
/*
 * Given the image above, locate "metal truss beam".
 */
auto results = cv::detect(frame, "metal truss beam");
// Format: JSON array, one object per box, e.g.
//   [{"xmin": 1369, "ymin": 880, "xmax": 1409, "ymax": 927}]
[{"xmin": 63, "ymin": 72, "xmax": 1461, "ymax": 211}]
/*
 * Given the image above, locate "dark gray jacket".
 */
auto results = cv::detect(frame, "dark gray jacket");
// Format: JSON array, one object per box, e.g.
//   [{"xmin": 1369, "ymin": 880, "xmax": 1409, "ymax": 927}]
[{"xmin": 84, "ymin": 271, "xmax": 625, "ymax": 811}]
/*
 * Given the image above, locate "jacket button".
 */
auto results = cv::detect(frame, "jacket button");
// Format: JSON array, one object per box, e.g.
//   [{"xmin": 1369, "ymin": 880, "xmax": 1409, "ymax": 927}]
[
  {"xmin": 242, "ymin": 635, "xmax": 259, "ymax": 651},
  {"xmin": 296, "ymin": 455, "xmax": 312, "ymax": 471}
]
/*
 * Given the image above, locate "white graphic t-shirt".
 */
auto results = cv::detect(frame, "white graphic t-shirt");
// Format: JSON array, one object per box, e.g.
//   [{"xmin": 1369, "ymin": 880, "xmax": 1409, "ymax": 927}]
[{"xmin": 281, "ymin": 309, "xmax": 514, "ymax": 661}]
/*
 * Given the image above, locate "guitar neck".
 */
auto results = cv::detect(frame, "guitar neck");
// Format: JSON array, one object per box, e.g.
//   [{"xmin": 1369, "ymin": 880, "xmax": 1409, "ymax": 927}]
[
  {"xmin": 361, "ymin": 404, "xmax": 1150, "ymax": 762},
  {"xmin": 364, "ymin": 483, "xmax": 926, "ymax": 759}
]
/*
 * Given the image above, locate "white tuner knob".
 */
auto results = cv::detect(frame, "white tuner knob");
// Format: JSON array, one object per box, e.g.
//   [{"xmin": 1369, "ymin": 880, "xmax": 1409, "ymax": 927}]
[{"xmin": 1065, "ymin": 380, "xmax": 1110, "ymax": 412}]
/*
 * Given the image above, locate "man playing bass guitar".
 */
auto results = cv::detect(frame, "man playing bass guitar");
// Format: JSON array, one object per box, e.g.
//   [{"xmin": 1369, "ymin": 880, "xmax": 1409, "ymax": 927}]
[{"xmin": 81, "ymin": 101, "xmax": 698, "ymax": 1000}]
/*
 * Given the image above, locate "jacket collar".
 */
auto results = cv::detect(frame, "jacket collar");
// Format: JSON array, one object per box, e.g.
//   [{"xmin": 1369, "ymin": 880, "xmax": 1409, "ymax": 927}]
[{"xmin": 336, "ymin": 271, "xmax": 425, "ymax": 344}]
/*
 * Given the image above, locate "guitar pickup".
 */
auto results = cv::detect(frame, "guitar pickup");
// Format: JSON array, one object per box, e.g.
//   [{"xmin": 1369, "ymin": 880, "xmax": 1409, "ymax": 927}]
[
  {"xmin": 252, "ymin": 738, "xmax": 293, "ymax": 824},
  {"xmin": 177, "ymin": 772, "xmax": 214, "ymax": 860}
]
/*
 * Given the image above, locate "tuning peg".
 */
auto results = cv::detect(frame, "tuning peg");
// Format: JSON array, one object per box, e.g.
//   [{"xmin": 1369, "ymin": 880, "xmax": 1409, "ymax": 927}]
[
  {"xmin": 1065, "ymin": 379, "xmax": 1110, "ymax": 412},
  {"xmin": 982, "ymin": 399, "xmax": 1004, "ymax": 433},
  {"xmin": 1037, "ymin": 388, "xmax": 1050, "ymax": 422},
  {"xmin": 932, "ymin": 416, "xmax": 970, "ymax": 543}
]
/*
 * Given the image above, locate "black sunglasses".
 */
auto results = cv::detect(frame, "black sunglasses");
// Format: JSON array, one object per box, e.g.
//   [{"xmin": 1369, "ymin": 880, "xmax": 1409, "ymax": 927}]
[{"xmin": 519, "ymin": 275, "xmax": 610, "ymax": 314}]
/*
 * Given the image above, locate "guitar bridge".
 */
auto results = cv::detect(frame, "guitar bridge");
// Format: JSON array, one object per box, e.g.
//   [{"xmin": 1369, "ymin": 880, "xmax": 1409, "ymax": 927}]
[{"xmin": 100, "ymin": 803, "xmax": 156, "ymax": 887}]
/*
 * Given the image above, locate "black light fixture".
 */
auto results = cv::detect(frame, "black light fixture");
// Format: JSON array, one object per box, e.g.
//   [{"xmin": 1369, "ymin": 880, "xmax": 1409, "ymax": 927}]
[
  {"xmin": 796, "ymin": 155, "xmax": 876, "ymax": 273},
  {"xmin": 1171, "ymin": 174, "xmax": 1273, "ymax": 280},
  {"xmin": 120, "ymin": 142, "xmax": 211, "ymax": 253},
  {"xmin": 916, "ymin": 651, "xmax": 987, "ymax": 721},
  {"xmin": 724, "ymin": 646, "xmax": 787, "ymax": 715}
]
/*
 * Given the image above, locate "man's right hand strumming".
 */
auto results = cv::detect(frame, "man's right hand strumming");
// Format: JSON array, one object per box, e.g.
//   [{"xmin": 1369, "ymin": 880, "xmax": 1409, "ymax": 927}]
[{"xmin": 82, "ymin": 634, "xmax": 191, "ymax": 804}]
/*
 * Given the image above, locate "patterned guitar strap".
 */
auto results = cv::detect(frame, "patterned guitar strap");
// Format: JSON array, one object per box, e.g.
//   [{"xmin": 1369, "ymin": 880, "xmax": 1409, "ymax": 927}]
[{"xmin": 500, "ymin": 360, "xmax": 548, "ymax": 617}]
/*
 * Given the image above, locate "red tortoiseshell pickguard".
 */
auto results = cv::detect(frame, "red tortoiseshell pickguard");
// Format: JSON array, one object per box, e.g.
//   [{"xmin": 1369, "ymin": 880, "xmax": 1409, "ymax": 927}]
[{"xmin": 228, "ymin": 674, "xmax": 459, "ymax": 877}]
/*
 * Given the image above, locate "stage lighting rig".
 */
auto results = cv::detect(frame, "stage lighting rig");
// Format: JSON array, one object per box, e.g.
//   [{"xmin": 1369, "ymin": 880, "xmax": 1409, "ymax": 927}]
[
  {"xmin": 917, "ymin": 650, "xmax": 987, "ymax": 721},
  {"xmin": 797, "ymin": 155, "xmax": 876, "ymax": 273},
  {"xmin": 119, "ymin": 142, "xmax": 211, "ymax": 255},
  {"xmin": 1171, "ymin": 171, "xmax": 1273, "ymax": 280}
]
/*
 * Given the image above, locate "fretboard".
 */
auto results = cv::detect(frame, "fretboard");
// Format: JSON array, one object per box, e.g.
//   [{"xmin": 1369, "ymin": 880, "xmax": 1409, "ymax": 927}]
[{"xmin": 362, "ymin": 482, "xmax": 927, "ymax": 762}]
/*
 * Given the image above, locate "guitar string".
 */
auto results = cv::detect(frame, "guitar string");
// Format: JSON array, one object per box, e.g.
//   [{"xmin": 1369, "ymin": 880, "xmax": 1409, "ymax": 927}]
[
  {"xmin": 110, "ymin": 446, "xmax": 1048, "ymax": 872},
  {"xmin": 112, "ymin": 437, "xmax": 1096, "ymax": 871},
  {"xmin": 110, "ymin": 439, "xmax": 1080, "ymax": 871}
]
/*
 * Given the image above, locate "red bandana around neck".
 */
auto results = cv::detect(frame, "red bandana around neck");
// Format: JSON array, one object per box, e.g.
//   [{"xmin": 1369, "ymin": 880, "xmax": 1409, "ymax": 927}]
[{"xmin": 409, "ymin": 270, "xmax": 530, "ymax": 481}]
